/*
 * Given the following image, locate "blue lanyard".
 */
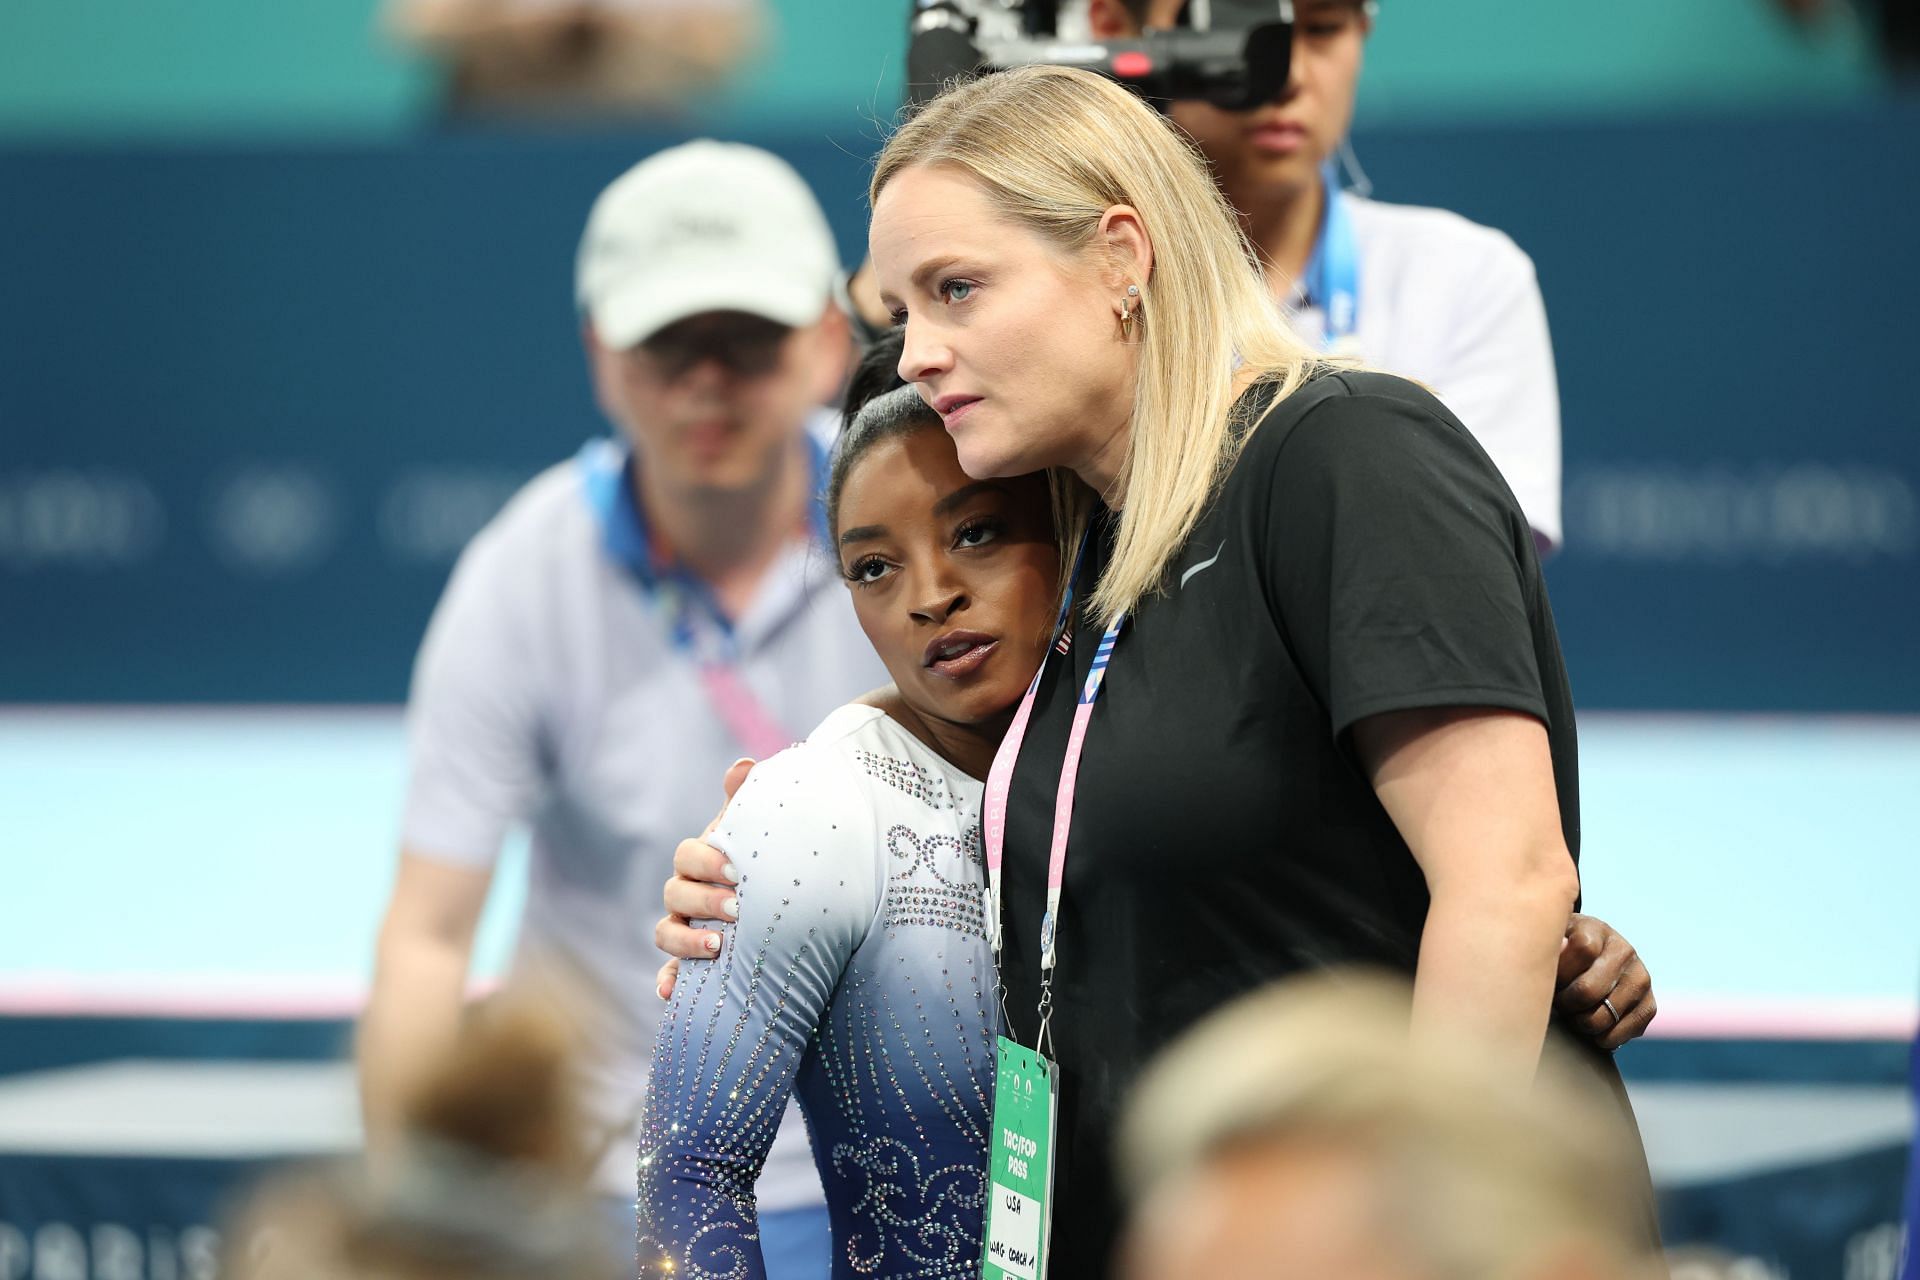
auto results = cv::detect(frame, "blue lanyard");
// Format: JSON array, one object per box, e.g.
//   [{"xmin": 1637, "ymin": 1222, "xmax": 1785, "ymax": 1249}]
[
  {"xmin": 577, "ymin": 435, "xmax": 831, "ymax": 657},
  {"xmin": 577, "ymin": 436, "xmax": 829, "ymax": 757},
  {"xmin": 1301, "ymin": 165, "xmax": 1360, "ymax": 352}
]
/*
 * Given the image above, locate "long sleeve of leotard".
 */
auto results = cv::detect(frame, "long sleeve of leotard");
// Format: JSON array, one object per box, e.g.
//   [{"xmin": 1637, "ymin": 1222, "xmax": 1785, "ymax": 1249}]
[{"xmin": 637, "ymin": 746, "xmax": 883, "ymax": 1279}]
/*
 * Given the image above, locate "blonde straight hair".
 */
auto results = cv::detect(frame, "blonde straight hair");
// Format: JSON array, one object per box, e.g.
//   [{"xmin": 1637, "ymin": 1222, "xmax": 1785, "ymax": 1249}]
[{"xmin": 872, "ymin": 65, "xmax": 1326, "ymax": 626}]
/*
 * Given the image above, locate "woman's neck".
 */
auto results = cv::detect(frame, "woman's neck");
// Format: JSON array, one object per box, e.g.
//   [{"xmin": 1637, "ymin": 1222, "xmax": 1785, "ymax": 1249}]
[
  {"xmin": 1073, "ymin": 355, "xmax": 1273, "ymax": 511},
  {"xmin": 863, "ymin": 687, "xmax": 1009, "ymax": 782},
  {"xmin": 1076, "ymin": 441, "xmax": 1128, "ymax": 512},
  {"xmin": 1074, "ymin": 401, "xmax": 1136, "ymax": 511}
]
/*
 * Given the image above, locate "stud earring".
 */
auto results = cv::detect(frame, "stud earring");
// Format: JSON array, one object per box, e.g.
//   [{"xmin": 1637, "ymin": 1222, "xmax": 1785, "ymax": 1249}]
[{"xmin": 1120, "ymin": 284, "xmax": 1140, "ymax": 334}]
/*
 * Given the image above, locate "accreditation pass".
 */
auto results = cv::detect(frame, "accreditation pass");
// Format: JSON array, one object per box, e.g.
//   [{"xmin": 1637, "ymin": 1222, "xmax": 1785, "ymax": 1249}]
[{"xmin": 981, "ymin": 1035, "xmax": 1058, "ymax": 1280}]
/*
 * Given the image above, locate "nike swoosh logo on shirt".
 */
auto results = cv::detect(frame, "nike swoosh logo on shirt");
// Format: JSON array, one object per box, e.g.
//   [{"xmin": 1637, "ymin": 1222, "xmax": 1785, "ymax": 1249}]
[{"xmin": 1180, "ymin": 542, "xmax": 1226, "ymax": 589}]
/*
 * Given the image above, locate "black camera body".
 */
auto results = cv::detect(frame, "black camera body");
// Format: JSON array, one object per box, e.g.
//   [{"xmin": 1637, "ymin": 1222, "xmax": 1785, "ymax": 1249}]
[{"xmin": 905, "ymin": 0, "xmax": 1296, "ymax": 111}]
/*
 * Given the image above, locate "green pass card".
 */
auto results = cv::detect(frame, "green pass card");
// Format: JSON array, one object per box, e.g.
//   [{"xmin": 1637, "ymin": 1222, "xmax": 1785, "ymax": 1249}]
[{"xmin": 981, "ymin": 1035, "xmax": 1057, "ymax": 1280}]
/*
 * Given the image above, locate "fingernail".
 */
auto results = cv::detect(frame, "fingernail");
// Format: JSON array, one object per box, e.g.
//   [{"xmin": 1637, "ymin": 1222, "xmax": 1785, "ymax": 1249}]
[
  {"xmin": 705, "ymin": 935, "xmax": 721, "ymax": 953},
  {"xmin": 730, "ymin": 757, "xmax": 754, "ymax": 770},
  {"xmin": 723, "ymin": 862, "xmax": 739, "ymax": 883},
  {"xmin": 722, "ymin": 897, "xmax": 739, "ymax": 920}
]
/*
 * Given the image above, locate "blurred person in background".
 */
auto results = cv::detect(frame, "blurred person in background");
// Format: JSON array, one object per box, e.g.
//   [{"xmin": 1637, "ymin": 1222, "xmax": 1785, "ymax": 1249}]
[
  {"xmin": 1088, "ymin": 0, "xmax": 1568, "ymax": 551},
  {"xmin": 230, "ymin": 992, "xmax": 615, "ymax": 1279},
  {"xmin": 846, "ymin": 0, "xmax": 1567, "ymax": 552},
  {"xmin": 357, "ymin": 139, "xmax": 868, "ymax": 1277},
  {"xmin": 387, "ymin": 0, "xmax": 765, "ymax": 116},
  {"xmin": 1118, "ymin": 973, "xmax": 1660, "ymax": 1280}
]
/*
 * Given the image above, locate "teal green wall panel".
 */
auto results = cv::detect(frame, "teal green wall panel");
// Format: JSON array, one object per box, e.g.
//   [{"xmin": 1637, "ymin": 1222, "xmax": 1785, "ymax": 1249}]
[
  {"xmin": 0, "ymin": 0, "xmax": 1886, "ymax": 138},
  {"xmin": 1359, "ymin": 0, "xmax": 1881, "ymax": 122},
  {"xmin": 0, "ymin": 0, "xmax": 437, "ymax": 135}
]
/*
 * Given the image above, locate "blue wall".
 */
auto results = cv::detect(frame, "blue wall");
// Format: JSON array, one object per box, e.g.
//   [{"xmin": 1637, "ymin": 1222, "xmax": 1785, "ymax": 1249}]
[{"xmin": 3, "ymin": 103, "xmax": 1917, "ymax": 710}]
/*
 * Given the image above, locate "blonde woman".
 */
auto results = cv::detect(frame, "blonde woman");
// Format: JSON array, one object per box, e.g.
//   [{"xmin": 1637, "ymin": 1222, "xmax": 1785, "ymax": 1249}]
[{"xmin": 663, "ymin": 66, "xmax": 1652, "ymax": 1277}]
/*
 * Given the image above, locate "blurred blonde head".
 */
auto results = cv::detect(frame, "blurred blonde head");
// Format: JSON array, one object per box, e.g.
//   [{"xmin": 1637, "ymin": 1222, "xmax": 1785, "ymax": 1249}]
[
  {"xmin": 872, "ymin": 65, "xmax": 1324, "ymax": 626},
  {"xmin": 225, "ymin": 988, "xmax": 614, "ymax": 1280},
  {"xmin": 1118, "ymin": 972, "xmax": 1656, "ymax": 1280}
]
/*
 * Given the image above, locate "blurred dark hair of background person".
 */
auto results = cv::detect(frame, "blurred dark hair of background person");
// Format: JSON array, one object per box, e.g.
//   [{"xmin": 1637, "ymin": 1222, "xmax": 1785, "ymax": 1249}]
[
  {"xmin": 225, "ymin": 989, "xmax": 616, "ymax": 1280},
  {"xmin": 385, "ymin": 0, "xmax": 767, "ymax": 117},
  {"xmin": 1116, "ymin": 972, "xmax": 1660, "ymax": 1280}
]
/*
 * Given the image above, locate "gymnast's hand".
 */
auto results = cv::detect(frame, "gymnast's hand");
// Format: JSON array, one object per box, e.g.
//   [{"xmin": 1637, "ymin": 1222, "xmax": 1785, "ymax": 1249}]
[
  {"xmin": 1555, "ymin": 913, "xmax": 1657, "ymax": 1051},
  {"xmin": 653, "ymin": 757, "xmax": 754, "ymax": 1000}
]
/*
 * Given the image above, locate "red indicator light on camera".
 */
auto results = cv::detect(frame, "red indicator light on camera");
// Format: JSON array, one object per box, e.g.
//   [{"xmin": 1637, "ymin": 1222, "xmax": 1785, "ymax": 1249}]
[{"xmin": 1111, "ymin": 51, "xmax": 1153, "ymax": 79}]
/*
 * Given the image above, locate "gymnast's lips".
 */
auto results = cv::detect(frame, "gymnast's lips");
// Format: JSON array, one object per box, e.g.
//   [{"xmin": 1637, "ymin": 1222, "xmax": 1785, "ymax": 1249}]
[{"xmin": 923, "ymin": 630, "xmax": 998, "ymax": 678}]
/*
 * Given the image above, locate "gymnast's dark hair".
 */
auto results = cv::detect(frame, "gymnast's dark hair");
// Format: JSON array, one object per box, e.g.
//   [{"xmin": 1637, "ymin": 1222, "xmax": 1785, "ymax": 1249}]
[{"xmin": 825, "ymin": 326, "xmax": 943, "ymax": 541}]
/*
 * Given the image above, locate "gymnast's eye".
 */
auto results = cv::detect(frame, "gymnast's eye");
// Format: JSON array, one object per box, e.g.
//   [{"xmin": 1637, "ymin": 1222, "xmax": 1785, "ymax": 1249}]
[
  {"xmin": 846, "ymin": 556, "xmax": 895, "ymax": 586},
  {"xmin": 954, "ymin": 518, "xmax": 1003, "ymax": 550}
]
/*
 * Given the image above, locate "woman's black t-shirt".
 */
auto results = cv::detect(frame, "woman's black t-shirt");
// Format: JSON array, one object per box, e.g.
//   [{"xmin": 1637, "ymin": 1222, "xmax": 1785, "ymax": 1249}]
[{"xmin": 995, "ymin": 370, "xmax": 1591, "ymax": 1276}]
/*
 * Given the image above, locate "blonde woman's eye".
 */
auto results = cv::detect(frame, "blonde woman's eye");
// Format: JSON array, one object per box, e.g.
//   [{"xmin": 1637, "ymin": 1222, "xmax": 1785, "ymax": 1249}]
[{"xmin": 941, "ymin": 280, "xmax": 975, "ymax": 304}]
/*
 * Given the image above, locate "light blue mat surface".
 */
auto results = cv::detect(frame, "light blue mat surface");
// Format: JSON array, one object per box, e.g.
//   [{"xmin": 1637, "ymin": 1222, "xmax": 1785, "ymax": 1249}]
[{"xmin": 1, "ymin": 709, "xmax": 1915, "ymax": 1024}]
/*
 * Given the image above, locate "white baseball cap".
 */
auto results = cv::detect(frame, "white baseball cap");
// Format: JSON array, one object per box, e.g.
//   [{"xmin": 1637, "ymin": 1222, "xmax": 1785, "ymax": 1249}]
[{"xmin": 575, "ymin": 140, "xmax": 841, "ymax": 350}]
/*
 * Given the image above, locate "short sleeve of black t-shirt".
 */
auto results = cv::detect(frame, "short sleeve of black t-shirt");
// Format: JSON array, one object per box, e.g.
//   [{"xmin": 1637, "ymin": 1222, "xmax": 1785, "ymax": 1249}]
[
  {"xmin": 994, "ymin": 370, "xmax": 1597, "ymax": 1278},
  {"xmin": 1259, "ymin": 371, "xmax": 1552, "ymax": 748}
]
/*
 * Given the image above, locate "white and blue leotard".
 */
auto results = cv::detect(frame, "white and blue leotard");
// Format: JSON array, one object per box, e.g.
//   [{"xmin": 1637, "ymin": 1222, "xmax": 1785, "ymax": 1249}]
[{"xmin": 638, "ymin": 703, "xmax": 996, "ymax": 1279}]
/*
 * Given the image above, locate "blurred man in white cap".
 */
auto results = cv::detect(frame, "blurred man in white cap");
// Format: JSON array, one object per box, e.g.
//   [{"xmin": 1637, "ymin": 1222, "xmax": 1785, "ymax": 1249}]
[{"xmin": 358, "ymin": 140, "xmax": 876, "ymax": 1277}]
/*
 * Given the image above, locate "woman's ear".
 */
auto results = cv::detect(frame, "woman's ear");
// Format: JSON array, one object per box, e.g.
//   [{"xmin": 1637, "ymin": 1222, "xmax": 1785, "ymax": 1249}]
[{"xmin": 1096, "ymin": 204, "xmax": 1154, "ymax": 294}]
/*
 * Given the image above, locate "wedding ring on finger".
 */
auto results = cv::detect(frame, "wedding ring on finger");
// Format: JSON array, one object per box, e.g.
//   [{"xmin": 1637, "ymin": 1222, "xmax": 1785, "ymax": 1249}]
[{"xmin": 1602, "ymin": 996, "xmax": 1621, "ymax": 1025}]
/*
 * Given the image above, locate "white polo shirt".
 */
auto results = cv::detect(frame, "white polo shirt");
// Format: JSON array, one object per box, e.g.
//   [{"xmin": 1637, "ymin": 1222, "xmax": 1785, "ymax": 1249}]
[
  {"xmin": 399, "ymin": 421, "xmax": 886, "ymax": 1206},
  {"xmin": 1286, "ymin": 193, "xmax": 1564, "ymax": 551}
]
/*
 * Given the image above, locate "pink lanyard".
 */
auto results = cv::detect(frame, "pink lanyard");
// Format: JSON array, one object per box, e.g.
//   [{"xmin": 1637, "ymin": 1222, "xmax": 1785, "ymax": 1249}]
[
  {"xmin": 695, "ymin": 663, "xmax": 795, "ymax": 763},
  {"xmin": 982, "ymin": 529, "xmax": 1127, "ymax": 1050},
  {"xmin": 655, "ymin": 576, "xmax": 796, "ymax": 763},
  {"xmin": 582, "ymin": 440, "xmax": 803, "ymax": 764}
]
